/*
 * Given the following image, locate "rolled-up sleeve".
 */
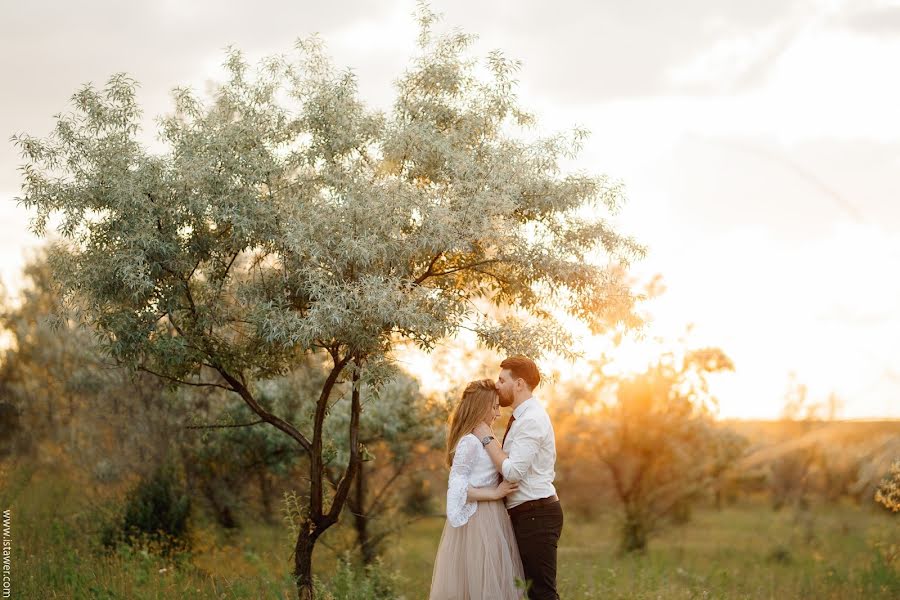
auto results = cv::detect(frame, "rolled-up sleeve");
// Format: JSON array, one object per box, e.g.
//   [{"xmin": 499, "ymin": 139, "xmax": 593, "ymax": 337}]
[{"xmin": 501, "ymin": 416, "xmax": 543, "ymax": 482}]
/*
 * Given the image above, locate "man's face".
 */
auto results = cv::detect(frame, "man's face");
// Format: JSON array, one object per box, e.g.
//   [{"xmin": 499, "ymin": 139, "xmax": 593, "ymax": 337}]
[{"xmin": 495, "ymin": 369, "xmax": 516, "ymax": 407}]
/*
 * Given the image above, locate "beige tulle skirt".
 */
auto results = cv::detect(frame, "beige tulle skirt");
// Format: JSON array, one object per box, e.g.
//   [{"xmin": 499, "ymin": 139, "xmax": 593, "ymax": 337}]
[{"xmin": 429, "ymin": 499, "xmax": 525, "ymax": 600}]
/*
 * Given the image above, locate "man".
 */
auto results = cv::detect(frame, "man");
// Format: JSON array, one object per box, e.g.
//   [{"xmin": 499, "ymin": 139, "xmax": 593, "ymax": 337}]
[{"xmin": 473, "ymin": 355, "xmax": 563, "ymax": 600}]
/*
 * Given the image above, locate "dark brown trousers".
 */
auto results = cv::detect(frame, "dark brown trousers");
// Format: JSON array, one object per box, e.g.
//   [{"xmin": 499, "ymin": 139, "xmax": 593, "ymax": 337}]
[{"xmin": 509, "ymin": 500, "xmax": 564, "ymax": 600}]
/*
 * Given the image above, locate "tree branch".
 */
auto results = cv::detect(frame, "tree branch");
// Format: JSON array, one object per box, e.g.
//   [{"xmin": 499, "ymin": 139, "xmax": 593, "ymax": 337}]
[
  {"xmin": 215, "ymin": 366, "xmax": 313, "ymax": 454},
  {"xmin": 413, "ymin": 252, "xmax": 443, "ymax": 285},
  {"xmin": 137, "ymin": 365, "xmax": 232, "ymax": 391},
  {"xmin": 366, "ymin": 513, "xmax": 427, "ymax": 549},
  {"xmin": 368, "ymin": 457, "xmax": 412, "ymax": 516},
  {"xmin": 187, "ymin": 257, "xmax": 201, "ymax": 282},
  {"xmin": 214, "ymin": 250, "xmax": 241, "ymax": 300},
  {"xmin": 310, "ymin": 352, "xmax": 352, "ymax": 521},
  {"xmin": 328, "ymin": 357, "xmax": 363, "ymax": 522},
  {"xmin": 420, "ymin": 258, "xmax": 501, "ymax": 281},
  {"xmin": 185, "ymin": 419, "xmax": 265, "ymax": 429}
]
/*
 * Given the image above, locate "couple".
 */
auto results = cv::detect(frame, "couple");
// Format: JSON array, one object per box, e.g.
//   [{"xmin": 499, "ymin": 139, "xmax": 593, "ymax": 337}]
[{"xmin": 430, "ymin": 356, "xmax": 563, "ymax": 600}]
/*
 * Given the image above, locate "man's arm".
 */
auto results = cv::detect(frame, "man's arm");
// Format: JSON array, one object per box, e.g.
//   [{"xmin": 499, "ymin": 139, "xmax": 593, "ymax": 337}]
[
  {"xmin": 474, "ymin": 419, "xmax": 543, "ymax": 482},
  {"xmin": 473, "ymin": 421, "xmax": 508, "ymax": 472}
]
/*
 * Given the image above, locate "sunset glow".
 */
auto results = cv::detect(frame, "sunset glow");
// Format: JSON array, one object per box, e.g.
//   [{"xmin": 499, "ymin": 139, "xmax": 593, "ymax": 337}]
[{"xmin": 2, "ymin": 0, "xmax": 899, "ymax": 419}]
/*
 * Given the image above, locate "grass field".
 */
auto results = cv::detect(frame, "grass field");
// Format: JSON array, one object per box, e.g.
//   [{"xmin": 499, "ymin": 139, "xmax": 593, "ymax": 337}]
[
  {"xmin": 386, "ymin": 506, "xmax": 899, "ymax": 599},
  {"xmin": 1, "ymin": 460, "xmax": 898, "ymax": 599}
]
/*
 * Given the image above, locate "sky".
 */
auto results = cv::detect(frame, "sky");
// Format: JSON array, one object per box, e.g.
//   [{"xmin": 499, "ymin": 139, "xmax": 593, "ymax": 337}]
[{"xmin": 1, "ymin": 0, "xmax": 898, "ymax": 419}]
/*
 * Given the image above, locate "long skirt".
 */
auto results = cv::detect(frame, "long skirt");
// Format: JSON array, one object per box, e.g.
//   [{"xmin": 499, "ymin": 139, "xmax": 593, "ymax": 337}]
[{"xmin": 429, "ymin": 499, "xmax": 525, "ymax": 600}]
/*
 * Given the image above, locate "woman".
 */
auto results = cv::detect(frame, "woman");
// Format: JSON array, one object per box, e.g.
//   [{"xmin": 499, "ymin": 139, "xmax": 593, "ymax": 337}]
[{"xmin": 429, "ymin": 379, "xmax": 525, "ymax": 600}]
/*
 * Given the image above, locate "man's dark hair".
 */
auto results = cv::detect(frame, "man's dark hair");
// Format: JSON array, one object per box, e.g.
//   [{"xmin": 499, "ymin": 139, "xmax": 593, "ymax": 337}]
[{"xmin": 500, "ymin": 355, "xmax": 541, "ymax": 390}]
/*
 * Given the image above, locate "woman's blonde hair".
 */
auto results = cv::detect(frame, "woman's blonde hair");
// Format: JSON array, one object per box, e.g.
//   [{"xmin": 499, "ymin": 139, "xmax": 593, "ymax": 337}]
[{"xmin": 446, "ymin": 379, "xmax": 498, "ymax": 468}]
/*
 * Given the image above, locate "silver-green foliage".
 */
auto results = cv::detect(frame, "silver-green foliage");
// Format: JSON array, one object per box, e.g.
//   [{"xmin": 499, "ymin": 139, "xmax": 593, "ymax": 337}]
[
  {"xmin": 12, "ymin": 6, "xmax": 644, "ymax": 593},
  {"xmin": 13, "ymin": 9, "xmax": 642, "ymax": 385}
]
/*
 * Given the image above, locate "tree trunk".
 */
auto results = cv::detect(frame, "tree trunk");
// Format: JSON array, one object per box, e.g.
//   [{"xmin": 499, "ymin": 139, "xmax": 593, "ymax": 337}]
[
  {"xmin": 202, "ymin": 483, "xmax": 239, "ymax": 529},
  {"xmin": 290, "ymin": 353, "xmax": 364, "ymax": 599},
  {"xmin": 259, "ymin": 470, "xmax": 275, "ymax": 524},
  {"xmin": 620, "ymin": 507, "xmax": 648, "ymax": 553},
  {"xmin": 351, "ymin": 461, "xmax": 376, "ymax": 565},
  {"xmin": 293, "ymin": 523, "xmax": 318, "ymax": 600}
]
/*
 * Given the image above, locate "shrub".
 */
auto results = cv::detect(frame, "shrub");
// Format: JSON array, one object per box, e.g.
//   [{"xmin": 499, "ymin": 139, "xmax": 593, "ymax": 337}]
[
  {"xmin": 101, "ymin": 462, "xmax": 191, "ymax": 556},
  {"xmin": 875, "ymin": 461, "xmax": 900, "ymax": 512}
]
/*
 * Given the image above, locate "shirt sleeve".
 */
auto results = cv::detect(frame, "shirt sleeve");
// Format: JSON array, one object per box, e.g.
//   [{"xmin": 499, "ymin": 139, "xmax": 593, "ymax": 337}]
[
  {"xmin": 446, "ymin": 435, "xmax": 480, "ymax": 527},
  {"xmin": 501, "ymin": 415, "xmax": 545, "ymax": 483}
]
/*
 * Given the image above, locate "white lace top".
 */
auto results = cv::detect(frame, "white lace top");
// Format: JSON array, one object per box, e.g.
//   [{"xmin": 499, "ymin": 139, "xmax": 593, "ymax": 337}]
[{"xmin": 446, "ymin": 433, "xmax": 500, "ymax": 527}]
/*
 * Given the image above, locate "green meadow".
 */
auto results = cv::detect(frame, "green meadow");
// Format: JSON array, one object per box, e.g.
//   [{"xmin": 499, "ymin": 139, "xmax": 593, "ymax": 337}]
[{"xmin": 3, "ymin": 460, "xmax": 897, "ymax": 599}]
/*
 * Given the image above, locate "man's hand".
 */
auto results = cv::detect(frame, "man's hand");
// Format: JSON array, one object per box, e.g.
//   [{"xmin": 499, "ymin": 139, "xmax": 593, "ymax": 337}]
[
  {"xmin": 473, "ymin": 422, "xmax": 493, "ymax": 439},
  {"xmin": 476, "ymin": 420, "xmax": 510, "ymax": 473}
]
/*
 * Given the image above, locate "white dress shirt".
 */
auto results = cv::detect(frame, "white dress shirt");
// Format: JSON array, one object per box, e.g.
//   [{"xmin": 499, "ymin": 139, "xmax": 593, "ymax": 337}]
[
  {"xmin": 446, "ymin": 433, "xmax": 502, "ymax": 527},
  {"xmin": 501, "ymin": 396, "xmax": 558, "ymax": 509}
]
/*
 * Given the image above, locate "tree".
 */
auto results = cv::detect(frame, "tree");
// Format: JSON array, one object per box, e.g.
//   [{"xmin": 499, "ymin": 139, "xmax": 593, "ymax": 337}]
[
  {"xmin": 0, "ymin": 250, "xmax": 189, "ymax": 477},
  {"xmin": 771, "ymin": 374, "xmax": 824, "ymax": 511},
  {"xmin": 0, "ymin": 249, "xmax": 106, "ymax": 435},
  {"xmin": 593, "ymin": 348, "xmax": 741, "ymax": 553},
  {"xmin": 13, "ymin": 7, "xmax": 642, "ymax": 597}
]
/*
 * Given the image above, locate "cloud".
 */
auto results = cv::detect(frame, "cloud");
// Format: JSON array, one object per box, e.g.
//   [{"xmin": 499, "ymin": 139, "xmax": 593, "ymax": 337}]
[
  {"xmin": 839, "ymin": 0, "xmax": 900, "ymax": 36},
  {"xmin": 0, "ymin": 0, "xmax": 388, "ymax": 189},
  {"xmin": 666, "ymin": 18, "xmax": 806, "ymax": 93},
  {"xmin": 428, "ymin": 0, "xmax": 803, "ymax": 103}
]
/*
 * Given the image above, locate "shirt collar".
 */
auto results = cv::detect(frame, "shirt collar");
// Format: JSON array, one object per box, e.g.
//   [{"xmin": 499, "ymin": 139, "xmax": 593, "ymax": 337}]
[{"xmin": 513, "ymin": 396, "xmax": 538, "ymax": 420}]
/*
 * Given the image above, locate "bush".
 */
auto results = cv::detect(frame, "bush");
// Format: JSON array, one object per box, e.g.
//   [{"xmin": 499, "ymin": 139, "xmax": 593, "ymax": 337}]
[
  {"xmin": 101, "ymin": 462, "xmax": 191, "ymax": 556},
  {"xmin": 875, "ymin": 461, "xmax": 900, "ymax": 512}
]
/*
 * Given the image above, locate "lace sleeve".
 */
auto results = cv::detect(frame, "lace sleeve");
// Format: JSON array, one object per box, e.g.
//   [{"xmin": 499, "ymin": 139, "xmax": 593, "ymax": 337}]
[{"xmin": 446, "ymin": 435, "xmax": 480, "ymax": 527}]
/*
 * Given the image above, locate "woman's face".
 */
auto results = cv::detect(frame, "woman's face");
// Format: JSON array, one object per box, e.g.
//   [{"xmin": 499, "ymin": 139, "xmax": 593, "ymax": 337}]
[{"xmin": 485, "ymin": 396, "xmax": 501, "ymax": 426}]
